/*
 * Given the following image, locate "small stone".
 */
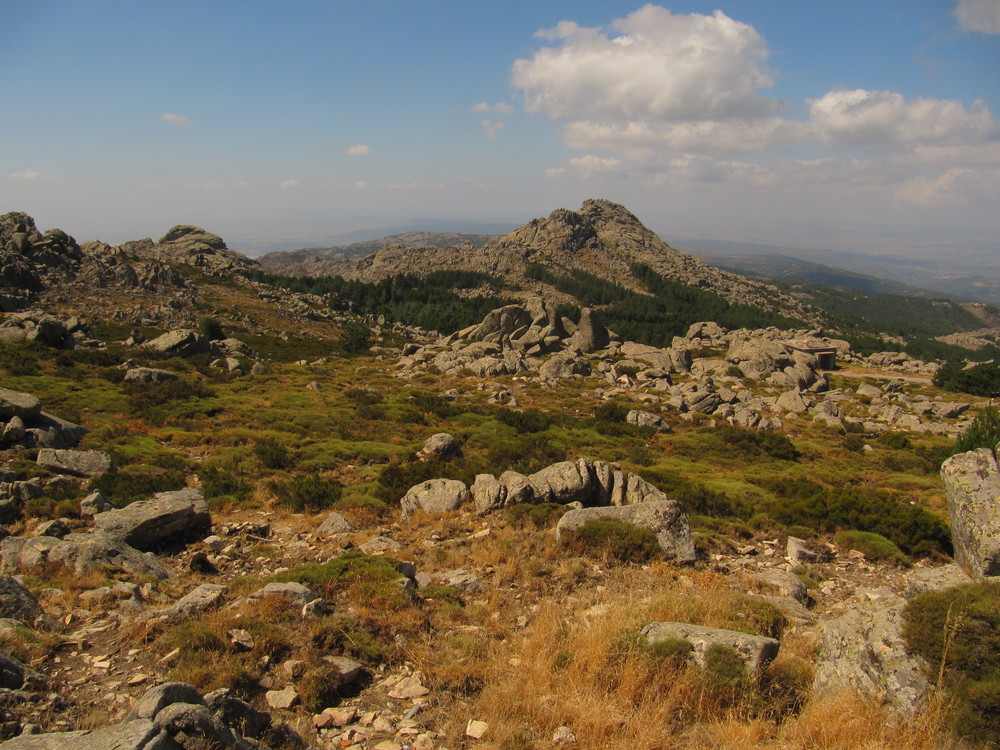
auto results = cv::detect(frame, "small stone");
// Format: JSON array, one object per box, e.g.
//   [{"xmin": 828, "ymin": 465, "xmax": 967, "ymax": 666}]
[
  {"xmin": 552, "ymin": 725, "xmax": 577, "ymax": 745},
  {"xmin": 265, "ymin": 686, "xmax": 299, "ymax": 710},
  {"xmin": 228, "ymin": 629, "xmax": 255, "ymax": 651},
  {"xmin": 387, "ymin": 674, "xmax": 429, "ymax": 700},
  {"xmin": 466, "ymin": 719, "xmax": 488, "ymax": 739}
]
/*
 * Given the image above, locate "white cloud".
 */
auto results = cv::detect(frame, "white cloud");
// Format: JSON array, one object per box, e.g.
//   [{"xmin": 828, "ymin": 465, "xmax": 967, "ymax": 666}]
[
  {"xmin": 10, "ymin": 169, "xmax": 40, "ymax": 181},
  {"xmin": 353, "ymin": 180, "xmax": 368, "ymax": 189},
  {"xmin": 480, "ymin": 119, "xmax": 505, "ymax": 141},
  {"xmin": 955, "ymin": 0, "xmax": 1000, "ymax": 34},
  {"xmin": 512, "ymin": 6, "xmax": 777, "ymax": 123},
  {"xmin": 344, "ymin": 144, "xmax": 371, "ymax": 156},
  {"xmin": 546, "ymin": 154, "xmax": 623, "ymax": 179},
  {"xmin": 278, "ymin": 179, "xmax": 299, "ymax": 190},
  {"xmin": 161, "ymin": 112, "xmax": 191, "ymax": 127},
  {"xmin": 808, "ymin": 89, "xmax": 997, "ymax": 145},
  {"xmin": 473, "ymin": 102, "xmax": 515, "ymax": 114},
  {"xmin": 562, "ymin": 117, "xmax": 807, "ymax": 157}
]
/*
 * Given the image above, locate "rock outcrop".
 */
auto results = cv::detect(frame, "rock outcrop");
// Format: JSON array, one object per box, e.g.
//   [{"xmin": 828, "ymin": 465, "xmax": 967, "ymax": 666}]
[
  {"xmin": 941, "ymin": 447, "xmax": 1000, "ymax": 577},
  {"xmin": 812, "ymin": 588, "xmax": 931, "ymax": 716}
]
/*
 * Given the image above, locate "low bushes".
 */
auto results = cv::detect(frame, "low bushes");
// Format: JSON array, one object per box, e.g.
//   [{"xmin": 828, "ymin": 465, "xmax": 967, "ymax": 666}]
[
  {"xmin": 563, "ymin": 518, "xmax": 661, "ymax": 564},
  {"xmin": 903, "ymin": 581, "xmax": 1000, "ymax": 744}
]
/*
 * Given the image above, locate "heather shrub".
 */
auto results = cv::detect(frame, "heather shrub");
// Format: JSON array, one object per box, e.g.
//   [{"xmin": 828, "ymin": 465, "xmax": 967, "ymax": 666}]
[{"xmin": 563, "ymin": 518, "xmax": 661, "ymax": 563}]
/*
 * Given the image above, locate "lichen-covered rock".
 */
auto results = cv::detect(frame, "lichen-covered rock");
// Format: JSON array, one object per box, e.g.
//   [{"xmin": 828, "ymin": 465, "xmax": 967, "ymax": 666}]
[
  {"xmin": 471, "ymin": 473, "xmax": 506, "ymax": 514},
  {"xmin": 400, "ymin": 478, "xmax": 469, "ymax": 521},
  {"xmin": 556, "ymin": 500, "xmax": 695, "ymax": 563},
  {"xmin": 940, "ymin": 447, "xmax": 1000, "ymax": 577},
  {"xmin": 812, "ymin": 588, "xmax": 931, "ymax": 716},
  {"xmin": 418, "ymin": 432, "xmax": 463, "ymax": 461},
  {"xmin": 36, "ymin": 448, "xmax": 111, "ymax": 477},
  {"xmin": 0, "ymin": 532, "xmax": 169, "ymax": 580},
  {"xmin": 642, "ymin": 621, "xmax": 779, "ymax": 672},
  {"xmin": 528, "ymin": 461, "xmax": 595, "ymax": 505}
]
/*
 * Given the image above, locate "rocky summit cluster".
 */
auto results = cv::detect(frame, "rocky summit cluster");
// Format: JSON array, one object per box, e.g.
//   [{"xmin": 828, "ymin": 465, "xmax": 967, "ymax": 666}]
[{"xmin": 0, "ymin": 202, "xmax": 997, "ymax": 749}]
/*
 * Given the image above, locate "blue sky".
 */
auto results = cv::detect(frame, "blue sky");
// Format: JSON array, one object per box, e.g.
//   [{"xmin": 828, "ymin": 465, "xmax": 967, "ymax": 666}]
[{"xmin": 3, "ymin": 1, "xmax": 999, "ymax": 259}]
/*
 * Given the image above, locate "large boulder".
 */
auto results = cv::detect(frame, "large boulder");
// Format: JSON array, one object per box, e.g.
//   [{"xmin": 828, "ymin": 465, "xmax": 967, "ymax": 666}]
[
  {"xmin": 93, "ymin": 488, "xmax": 210, "ymax": 551},
  {"xmin": 528, "ymin": 460, "xmax": 595, "ymax": 505},
  {"xmin": 400, "ymin": 479, "xmax": 469, "ymax": 521},
  {"xmin": 556, "ymin": 501, "xmax": 695, "ymax": 563},
  {"xmin": 812, "ymin": 588, "xmax": 931, "ymax": 716},
  {"xmin": 941, "ymin": 447, "xmax": 1000, "ymax": 577},
  {"xmin": 143, "ymin": 329, "xmax": 208, "ymax": 358},
  {"xmin": 642, "ymin": 622, "xmax": 779, "ymax": 673}
]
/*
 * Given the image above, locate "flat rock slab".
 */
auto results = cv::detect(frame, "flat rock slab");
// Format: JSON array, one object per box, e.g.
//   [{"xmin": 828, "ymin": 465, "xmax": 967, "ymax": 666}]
[
  {"xmin": 642, "ymin": 621, "xmax": 779, "ymax": 673},
  {"xmin": 556, "ymin": 501, "xmax": 696, "ymax": 563},
  {"xmin": 941, "ymin": 448, "xmax": 1000, "ymax": 577},
  {"xmin": 36, "ymin": 448, "xmax": 112, "ymax": 477},
  {"xmin": 0, "ymin": 719, "xmax": 161, "ymax": 749},
  {"xmin": 0, "ymin": 389, "xmax": 40, "ymax": 420},
  {"xmin": 93, "ymin": 488, "xmax": 210, "ymax": 551}
]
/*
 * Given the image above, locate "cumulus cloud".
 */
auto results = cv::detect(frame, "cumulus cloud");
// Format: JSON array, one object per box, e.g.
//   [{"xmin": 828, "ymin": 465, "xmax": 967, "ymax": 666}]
[
  {"xmin": 809, "ymin": 89, "xmax": 997, "ymax": 145},
  {"xmin": 278, "ymin": 179, "xmax": 299, "ymax": 190},
  {"xmin": 161, "ymin": 112, "xmax": 191, "ymax": 127},
  {"xmin": 546, "ymin": 154, "xmax": 623, "ymax": 179},
  {"xmin": 480, "ymin": 119, "xmax": 505, "ymax": 141},
  {"xmin": 473, "ymin": 102, "xmax": 514, "ymax": 114},
  {"xmin": 512, "ymin": 6, "xmax": 777, "ymax": 122},
  {"xmin": 344, "ymin": 144, "xmax": 371, "ymax": 156},
  {"xmin": 10, "ymin": 170, "xmax": 41, "ymax": 181},
  {"xmin": 955, "ymin": 0, "xmax": 1000, "ymax": 34}
]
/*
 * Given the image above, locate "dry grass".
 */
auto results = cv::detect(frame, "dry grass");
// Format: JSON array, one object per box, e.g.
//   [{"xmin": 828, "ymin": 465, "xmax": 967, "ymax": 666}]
[{"xmin": 403, "ymin": 560, "xmax": 959, "ymax": 750}]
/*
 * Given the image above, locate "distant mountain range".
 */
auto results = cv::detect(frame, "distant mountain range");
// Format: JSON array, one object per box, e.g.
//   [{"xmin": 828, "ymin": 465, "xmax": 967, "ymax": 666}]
[{"xmin": 678, "ymin": 237, "xmax": 1000, "ymax": 305}]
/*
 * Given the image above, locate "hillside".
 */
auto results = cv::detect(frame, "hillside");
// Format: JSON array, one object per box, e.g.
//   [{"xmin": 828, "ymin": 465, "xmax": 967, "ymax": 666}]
[
  {"xmin": 258, "ymin": 232, "xmax": 495, "ymax": 278},
  {"xmin": 1, "ymin": 206, "xmax": 1000, "ymax": 749},
  {"xmin": 259, "ymin": 200, "xmax": 815, "ymax": 323}
]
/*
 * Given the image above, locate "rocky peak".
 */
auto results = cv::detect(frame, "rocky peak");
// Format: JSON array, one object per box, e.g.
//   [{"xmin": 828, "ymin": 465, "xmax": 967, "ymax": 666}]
[{"xmin": 158, "ymin": 225, "xmax": 229, "ymax": 252}]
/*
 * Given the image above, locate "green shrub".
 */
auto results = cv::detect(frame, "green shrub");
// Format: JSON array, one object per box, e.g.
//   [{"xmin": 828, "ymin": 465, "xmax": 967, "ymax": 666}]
[
  {"xmin": 954, "ymin": 405, "xmax": 1000, "ymax": 455},
  {"xmin": 125, "ymin": 378, "xmax": 216, "ymax": 424},
  {"xmin": 506, "ymin": 502, "xmax": 565, "ymax": 528},
  {"xmin": 268, "ymin": 475, "xmax": 342, "ymax": 512},
  {"xmin": 878, "ymin": 432, "xmax": 912, "ymax": 450},
  {"xmin": 199, "ymin": 317, "xmax": 224, "ymax": 341},
  {"xmin": 645, "ymin": 637, "xmax": 693, "ymax": 662},
  {"xmin": 335, "ymin": 321, "xmax": 372, "ymax": 355},
  {"xmin": 344, "ymin": 388, "xmax": 383, "ymax": 406},
  {"xmin": 495, "ymin": 408, "xmax": 552, "ymax": 433},
  {"xmin": 564, "ymin": 518, "xmax": 661, "ymax": 563},
  {"xmin": 0, "ymin": 342, "xmax": 46, "ymax": 376},
  {"xmin": 273, "ymin": 552, "xmax": 410, "ymax": 609},
  {"xmin": 309, "ymin": 614, "xmax": 385, "ymax": 664},
  {"xmin": 702, "ymin": 644, "xmax": 748, "ymax": 686},
  {"xmin": 420, "ymin": 585, "xmax": 465, "ymax": 606},
  {"xmin": 199, "ymin": 464, "xmax": 252, "ymax": 504},
  {"xmin": 834, "ymin": 530, "xmax": 909, "ymax": 565},
  {"xmin": 253, "ymin": 437, "xmax": 292, "ymax": 470},
  {"xmin": 714, "ymin": 426, "xmax": 801, "ymax": 461},
  {"xmin": 903, "ymin": 581, "xmax": 1000, "ymax": 744},
  {"xmin": 90, "ymin": 465, "xmax": 186, "ymax": 506}
]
